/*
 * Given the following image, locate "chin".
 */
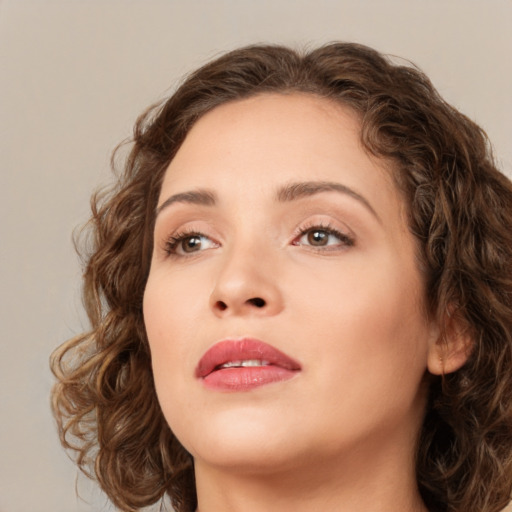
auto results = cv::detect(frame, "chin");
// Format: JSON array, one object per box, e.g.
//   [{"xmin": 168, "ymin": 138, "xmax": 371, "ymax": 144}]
[{"xmin": 174, "ymin": 406, "xmax": 306, "ymax": 472}]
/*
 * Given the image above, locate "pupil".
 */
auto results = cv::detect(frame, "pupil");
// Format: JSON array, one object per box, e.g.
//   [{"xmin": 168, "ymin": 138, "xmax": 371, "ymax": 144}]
[
  {"xmin": 308, "ymin": 230, "xmax": 327, "ymax": 246},
  {"xmin": 184, "ymin": 236, "xmax": 201, "ymax": 252}
]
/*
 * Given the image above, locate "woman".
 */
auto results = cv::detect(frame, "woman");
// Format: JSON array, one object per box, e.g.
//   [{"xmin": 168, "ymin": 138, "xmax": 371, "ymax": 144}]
[{"xmin": 51, "ymin": 43, "xmax": 512, "ymax": 512}]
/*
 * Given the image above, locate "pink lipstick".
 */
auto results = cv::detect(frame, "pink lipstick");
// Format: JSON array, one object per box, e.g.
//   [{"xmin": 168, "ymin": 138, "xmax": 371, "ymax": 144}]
[{"xmin": 196, "ymin": 338, "xmax": 301, "ymax": 391}]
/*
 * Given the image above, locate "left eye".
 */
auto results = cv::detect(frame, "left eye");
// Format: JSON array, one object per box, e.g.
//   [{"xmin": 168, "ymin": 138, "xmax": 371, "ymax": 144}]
[{"xmin": 294, "ymin": 227, "xmax": 353, "ymax": 248}]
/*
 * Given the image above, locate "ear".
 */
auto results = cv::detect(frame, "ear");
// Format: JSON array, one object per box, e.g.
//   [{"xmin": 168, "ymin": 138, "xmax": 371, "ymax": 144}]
[{"xmin": 427, "ymin": 307, "xmax": 473, "ymax": 375}]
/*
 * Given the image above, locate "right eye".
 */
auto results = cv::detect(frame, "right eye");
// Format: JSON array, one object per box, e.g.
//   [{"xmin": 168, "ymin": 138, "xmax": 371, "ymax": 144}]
[{"xmin": 165, "ymin": 232, "xmax": 218, "ymax": 256}]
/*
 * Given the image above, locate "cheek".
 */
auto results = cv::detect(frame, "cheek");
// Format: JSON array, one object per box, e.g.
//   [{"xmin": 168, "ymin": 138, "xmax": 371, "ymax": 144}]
[
  {"xmin": 143, "ymin": 267, "xmax": 206, "ymax": 347},
  {"xmin": 143, "ymin": 275, "xmax": 190, "ymax": 404},
  {"xmin": 295, "ymin": 267, "xmax": 429, "ymax": 441},
  {"xmin": 290, "ymin": 251, "xmax": 430, "ymax": 385},
  {"xmin": 143, "ymin": 267, "xmax": 217, "ymax": 428}
]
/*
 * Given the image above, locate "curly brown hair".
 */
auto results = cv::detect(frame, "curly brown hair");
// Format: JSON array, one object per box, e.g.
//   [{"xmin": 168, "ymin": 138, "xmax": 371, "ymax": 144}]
[{"xmin": 51, "ymin": 42, "xmax": 512, "ymax": 512}]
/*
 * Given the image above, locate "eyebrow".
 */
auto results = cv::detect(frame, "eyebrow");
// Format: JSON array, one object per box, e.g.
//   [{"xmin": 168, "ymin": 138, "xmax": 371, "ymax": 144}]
[
  {"xmin": 276, "ymin": 181, "xmax": 380, "ymax": 223},
  {"xmin": 155, "ymin": 180, "xmax": 380, "ymax": 223},
  {"xmin": 156, "ymin": 189, "xmax": 216, "ymax": 217}
]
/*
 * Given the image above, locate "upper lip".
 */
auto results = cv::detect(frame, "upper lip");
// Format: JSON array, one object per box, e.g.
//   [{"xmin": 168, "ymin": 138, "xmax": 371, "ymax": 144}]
[{"xmin": 195, "ymin": 338, "xmax": 301, "ymax": 378}]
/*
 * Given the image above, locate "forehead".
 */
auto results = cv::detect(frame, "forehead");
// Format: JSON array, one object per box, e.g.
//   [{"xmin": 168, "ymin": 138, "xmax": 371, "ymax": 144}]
[{"xmin": 159, "ymin": 93, "xmax": 400, "ymax": 215}]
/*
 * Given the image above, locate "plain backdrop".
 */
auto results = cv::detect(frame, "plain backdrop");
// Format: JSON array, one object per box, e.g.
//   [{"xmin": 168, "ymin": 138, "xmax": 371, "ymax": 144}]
[{"xmin": 1, "ymin": 1, "xmax": 511, "ymax": 511}]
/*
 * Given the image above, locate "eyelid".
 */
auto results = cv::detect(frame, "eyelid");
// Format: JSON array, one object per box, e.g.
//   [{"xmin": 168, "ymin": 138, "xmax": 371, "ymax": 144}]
[
  {"xmin": 290, "ymin": 218, "xmax": 355, "ymax": 249},
  {"xmin": 156, "ymin": 216, "xmax": 355, "ymax": 258},
  {"xmin": 158, "ymin": 221, "xmax": 221, "ymax": 258},
  {"xmin": 164, "ymin": 231, "xmax": 219, "ymax": 257}
]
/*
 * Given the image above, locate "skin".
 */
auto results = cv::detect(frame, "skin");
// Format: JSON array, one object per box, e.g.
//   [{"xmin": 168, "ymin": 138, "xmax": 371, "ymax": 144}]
[{"xmin": 143, "ymin": 93, "xmax": 446, "ymax": 512}]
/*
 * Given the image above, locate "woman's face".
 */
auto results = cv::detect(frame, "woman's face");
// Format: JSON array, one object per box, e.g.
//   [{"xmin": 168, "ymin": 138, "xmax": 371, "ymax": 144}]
[{"xmin": 143, "ymin": 93, "xmax": 438, "ymax": 475}]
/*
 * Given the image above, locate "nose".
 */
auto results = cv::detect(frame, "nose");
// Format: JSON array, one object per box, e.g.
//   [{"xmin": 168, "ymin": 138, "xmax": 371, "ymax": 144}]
[{"xmin": 209, "ymin": 244, "xmax": 284, "ymax": 318}]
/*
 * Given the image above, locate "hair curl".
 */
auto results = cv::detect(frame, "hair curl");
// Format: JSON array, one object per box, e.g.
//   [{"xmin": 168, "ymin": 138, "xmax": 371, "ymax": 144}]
[{"xmin": 51, "ymin": 42, "xmax": 512, "ymax": 512}]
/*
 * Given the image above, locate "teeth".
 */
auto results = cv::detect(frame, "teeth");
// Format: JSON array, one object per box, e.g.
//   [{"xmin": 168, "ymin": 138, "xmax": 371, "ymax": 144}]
[{"xmin": 220, "ymin": 359, "xmax": 270, "ymax": 369}]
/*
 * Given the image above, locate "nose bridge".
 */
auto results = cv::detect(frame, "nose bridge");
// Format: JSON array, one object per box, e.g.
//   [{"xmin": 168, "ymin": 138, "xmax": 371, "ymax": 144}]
[{"xmin": 209, "ymin": 232, "xmax": 283, "ymax": 316}]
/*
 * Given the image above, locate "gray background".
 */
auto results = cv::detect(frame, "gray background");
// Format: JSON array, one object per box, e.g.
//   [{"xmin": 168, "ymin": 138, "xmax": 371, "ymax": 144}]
[{"xmin": 1, "ymin": 1, "xmax": 511, "ymax": 511}]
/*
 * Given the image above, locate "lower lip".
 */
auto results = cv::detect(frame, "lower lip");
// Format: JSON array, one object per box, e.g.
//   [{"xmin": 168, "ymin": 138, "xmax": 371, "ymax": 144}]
[{"xmin": 202, "ymin": 366, "xmax": 298, "ymax": 391}]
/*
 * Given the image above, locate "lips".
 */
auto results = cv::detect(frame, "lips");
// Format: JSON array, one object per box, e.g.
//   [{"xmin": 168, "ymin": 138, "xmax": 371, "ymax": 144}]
[{"xmin": 196, "ymin": 338, "xmax": 301, "ymax": 391}]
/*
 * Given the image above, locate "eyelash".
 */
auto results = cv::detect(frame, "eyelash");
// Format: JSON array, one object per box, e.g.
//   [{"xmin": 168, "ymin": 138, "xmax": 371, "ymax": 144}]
[
  {"xmin": 292, "ymin": 222, "xmax": 355, "ymax": 250},
  {"xmin": 163, "ymin": 222, "xmax": 355, "ymax": 257},
  {"xmin": 164, "ymin": 228, "xmax": 217, "ymax": 257}
]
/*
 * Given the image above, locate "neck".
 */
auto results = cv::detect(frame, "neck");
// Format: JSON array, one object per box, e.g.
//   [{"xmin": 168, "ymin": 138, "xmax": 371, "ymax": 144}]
[{"xmin": 194, "ymin": 428, "xmax": 428, "ymax": 512}]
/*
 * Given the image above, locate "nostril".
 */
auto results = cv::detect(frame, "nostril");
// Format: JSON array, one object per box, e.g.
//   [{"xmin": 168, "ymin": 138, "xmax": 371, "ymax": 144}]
[
  {"xmin": 216, "ymin": 301, "xmax": 228, "ymax": 311},
  {"xmin": 248, "ymin": 297, "xmax": 266, "ymax": 308}
]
